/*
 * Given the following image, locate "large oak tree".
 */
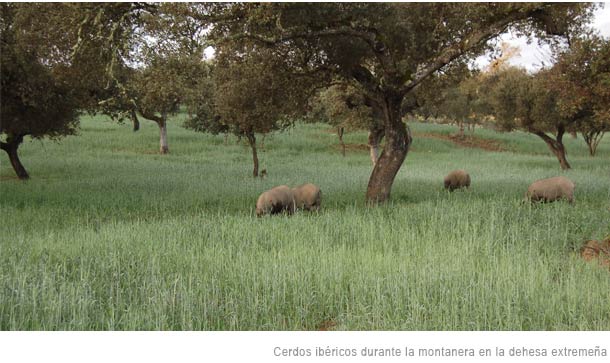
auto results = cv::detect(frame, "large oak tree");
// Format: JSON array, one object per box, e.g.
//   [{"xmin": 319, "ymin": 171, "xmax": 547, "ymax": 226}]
[{"xmin": 207, "ymin": 3, "xmax": 594, "ymax": 202}]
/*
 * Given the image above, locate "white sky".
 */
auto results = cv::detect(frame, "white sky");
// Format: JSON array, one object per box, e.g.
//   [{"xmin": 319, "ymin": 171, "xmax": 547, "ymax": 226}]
[{"xmin": 476, "ymin": 3, "xmax": 610, "ymax": 71}]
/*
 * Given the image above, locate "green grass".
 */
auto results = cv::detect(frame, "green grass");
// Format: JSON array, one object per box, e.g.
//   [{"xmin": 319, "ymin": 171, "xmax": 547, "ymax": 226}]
[{"xmin": 1, "ymin": 115, "xmax": 609, "ymax": 330}]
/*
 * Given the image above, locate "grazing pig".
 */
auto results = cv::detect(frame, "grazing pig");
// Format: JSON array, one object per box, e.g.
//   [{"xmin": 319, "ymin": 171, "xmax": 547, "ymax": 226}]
[
  {"xmin": 255, "ymin": 185, "xmax": 296, "ymax": 217},
  {"xmin": 444, "ymin": 169, "xmax": 471, "ymax": 191},
  {"xmin": 292, "ymin": 183, "xmax": 322, "ymax": 211},
  {"xmin": 526, "ymin": 176, "xmax": 575, "ymax": 203}
]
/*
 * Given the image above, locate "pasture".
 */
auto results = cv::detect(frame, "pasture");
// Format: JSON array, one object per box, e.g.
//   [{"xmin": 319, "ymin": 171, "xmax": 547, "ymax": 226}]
[{"xmin": 1, "ymin": 115, "xmax": 609, "ymax": 330}]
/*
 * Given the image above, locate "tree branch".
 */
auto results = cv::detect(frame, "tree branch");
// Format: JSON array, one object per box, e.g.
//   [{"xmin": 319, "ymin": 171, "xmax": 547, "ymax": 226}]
[{"xmin": 402, "ymin": 5, "xmax": 548, "ymax": 93}]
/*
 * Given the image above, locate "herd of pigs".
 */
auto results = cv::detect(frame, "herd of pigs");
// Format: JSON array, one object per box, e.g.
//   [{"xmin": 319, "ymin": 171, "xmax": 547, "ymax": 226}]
[{"xmin": 255, "ymin": 170, "xmax": 575, "ymax": 216}]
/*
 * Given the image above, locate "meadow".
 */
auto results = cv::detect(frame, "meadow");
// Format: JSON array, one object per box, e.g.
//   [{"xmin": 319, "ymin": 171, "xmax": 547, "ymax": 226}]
[{"xmin": 1, "ymin": 115, "xmax": 609, "ymax": 330}]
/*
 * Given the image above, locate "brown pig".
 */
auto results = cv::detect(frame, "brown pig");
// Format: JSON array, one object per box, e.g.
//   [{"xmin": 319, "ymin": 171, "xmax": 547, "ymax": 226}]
[
  {"xmin": 292, "ymin": 183, "xmax": 322, "ymax": 211},
  {"xmin": 444, "ymin": 169, "xmax": 471, "ymax": 192},
  {"xmin": 255, "ymin": 185, "xmax": 296, "ymax": 216}
]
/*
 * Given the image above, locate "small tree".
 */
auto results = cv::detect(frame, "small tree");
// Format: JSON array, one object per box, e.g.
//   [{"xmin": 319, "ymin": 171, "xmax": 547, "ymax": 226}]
[
  {"xmin": 67, "ymin": 3, "xmax": 210, "ymax": 154},
  {"xmin": 548, "ymin": 35, "xmax": 610, "ymax": 156},
  {"xmin": 307, "ymin": 83, "xmax": 384, "ymax": 161},
  {"xmin": 190, "ymin": 45, "xmax": 316, "ymax": 177},
  {"xmin": 485, "ymin": 67, "xmax": 575, "ymax": 169},
  {"xmin": 0, "ymin": 4, "xmax": 80, "ymax": 179}
]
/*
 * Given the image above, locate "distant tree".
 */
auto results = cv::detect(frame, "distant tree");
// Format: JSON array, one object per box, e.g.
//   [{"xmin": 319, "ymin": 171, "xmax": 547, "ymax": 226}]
[
  {"xmin": 485, "ymin": 67, "xmax": 577, "ymax": 169},
  {"xmin": 68, "ymin": 3, "xmax": 211, "ymax": 154},
  {"xmin": 0, "ymin": 4, "xmax": 80, "ymax": 179},
  {"xmin": 548, "ymin": 34, "xmax": 610, "ymax": 156},
  {"xmin": 190, "ymin": 44, "xmax": 317, "ymax": 177},
  {"xmin": 209, "ymin": 3, "xmax": 594, "ymax": 202},
  {"xmin": 418, "ymin": 65, "xmax": 483, "ymax": 138},
  {"xmin": 307, "ymin": 83, "xmax": 385, "ymax": 162}
]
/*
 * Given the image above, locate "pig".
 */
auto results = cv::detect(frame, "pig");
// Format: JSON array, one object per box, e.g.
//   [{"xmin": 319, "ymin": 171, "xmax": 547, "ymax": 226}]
[
  {"xmin": 292, "ymin": 183, "xmax": 322, "ymax": 211},
  {"xmin": 444, "ymin": 169, "xmax": 471, "ymax": 191},
  {"xmin": 526, "ymin": 176, "xmax": 575, "ymax": 203},
  {"xmin": 255, "ymin": 185, "xmax": 296, "ymax": 216}
]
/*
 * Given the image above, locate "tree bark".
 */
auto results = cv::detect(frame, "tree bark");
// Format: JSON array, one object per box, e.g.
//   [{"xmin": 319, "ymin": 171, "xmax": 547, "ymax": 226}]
[
  {"xmin": 246, "ymin": 132, "xmax": 259, "ymax": 177},
  {"xmin": 365, "ymin": 92, "xmax": 412, "ymax": 203},
  {"xmin": 338, "ymin": 127, "xmax": 345, "ymax": 156},
  {"xmin": 533, "ymin": 128, "xmax": 571, "ymax": 170},
  {"xmin": 158, "ymin": 118, "xmax": 169, "ymax": 154},
  {"xmin": 0, "ymin": 134, "xmax": 29, "ymax": 180},
  {"xmin": 138, "ymin": 108, "xmax": 168, "ymax": 154},
  {"xmin": 367, "ymin": 124, "xmax": 385, "ymax": 166}
]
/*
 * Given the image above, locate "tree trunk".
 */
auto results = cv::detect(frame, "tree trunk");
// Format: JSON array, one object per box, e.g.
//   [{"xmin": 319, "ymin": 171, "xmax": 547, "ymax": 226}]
[
  {"xmin": 583, "ymin": 131, "xmax": 604, "ymax": 157},
  {"xmin": 534, "ymin": 129, "xmax": 571, "ymax": 170},
  {"xmin": 224, "ymin": 133, "xmax": 229, "ymax": 146},
  {"xmin": 368, "ymin": 125, "xmax": 385, "ymax": 166},
  {"xmin": 158, "ymin": 117, "xmax": 169, "ymax": 154},
  {"xmin": 365, "ymin": 92, "xmax": 412, "ymax": 203},
  {"xmin": 458, "ymin": 121, "xmax": 465, "ymax": 138},
  {"xmin": 261, "ymin": 134, "xmax": 266, "ymax": 152},
  {"xmin": 338, "ymin": 127, "xmax": 345, "ymax": 157},
  {"xmin": 0, "ymin": 134, "xmax": 29, "ymax": 180},
  {"xmin": 138, "ymin": 108, "xmax": 168, "ymax": 154},
  {"xmin": 246, "ymin": 132, "xmax": 259, "ymax": 177},
  {"xmin": 130, "ymin": 109, "xmax": 140, "ymax": 132}
]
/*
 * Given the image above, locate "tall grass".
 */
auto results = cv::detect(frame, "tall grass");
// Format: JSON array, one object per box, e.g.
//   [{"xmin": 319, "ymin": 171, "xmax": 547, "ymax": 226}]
[{"xmin": 1, "ymin": 115, "xmax": 609, "ymax": 330}]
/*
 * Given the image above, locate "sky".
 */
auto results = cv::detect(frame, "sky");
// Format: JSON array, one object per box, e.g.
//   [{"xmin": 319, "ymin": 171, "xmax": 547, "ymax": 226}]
[{"xmin": 475, "ymin": 3, "xmax": 610, "ymax": 71}]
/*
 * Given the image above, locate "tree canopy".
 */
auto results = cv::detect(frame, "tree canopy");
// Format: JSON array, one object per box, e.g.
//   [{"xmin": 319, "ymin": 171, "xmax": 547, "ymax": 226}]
[
  {"xmin": 208, "ymin": 2, "xmax": 595, "ymax": 202},
  {"xmin": 547, "ymin": 34, "xmax": 610, "ymax": 156},
  {"xmin": 0, "ymin": 4, "xmax": 80, "ymax": 179}
]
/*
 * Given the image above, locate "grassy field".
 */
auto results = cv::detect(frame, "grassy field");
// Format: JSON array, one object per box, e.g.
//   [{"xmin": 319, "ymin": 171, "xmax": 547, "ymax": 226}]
[{"xmin": 1, "ymin": 115, "xmax": 609, "ymax": 330}]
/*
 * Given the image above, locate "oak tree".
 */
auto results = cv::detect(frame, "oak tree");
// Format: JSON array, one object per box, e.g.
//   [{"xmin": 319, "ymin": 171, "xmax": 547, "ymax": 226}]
[
  {"xmin": 548, "ymin": 34, "xmax": 610, "ymax": 156},
  {"xmin": 0, "ymin": 4, "xmax": 80, "ymax": 179},
  {"xmin": 208, "ymin": 3, "xmax": 593, "ymax": 202}
]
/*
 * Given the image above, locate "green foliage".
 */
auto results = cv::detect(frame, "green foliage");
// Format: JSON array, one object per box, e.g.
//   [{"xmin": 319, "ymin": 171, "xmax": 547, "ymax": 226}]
[
  {"xmin": 550, "ymin": 35, "xmax": 610, "ymax": 133},
  {"xmin": 212, "ymin": 44, "xmax": 316, "ymax": 137},
  {"xmin": 483, "ymin": 67, "xmax": 569, "ymax": 134},
  {"xmin": 307, "ymin": 84, "xmax": 378, "ymax": 131},
  {"xmin": 0, "ymin": 3, "xmax": 79, "ymax": 140}
]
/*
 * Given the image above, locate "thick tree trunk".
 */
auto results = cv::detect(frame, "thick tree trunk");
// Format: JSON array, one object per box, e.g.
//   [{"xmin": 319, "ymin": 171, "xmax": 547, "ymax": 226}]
[
  {"xmin": 246, "ymin": 132, "xmax": 259, "ymax": 177},
  {"xmin": 158, "ymin": 118, "xmax": 169, "ymax": 154},
  {"xmin": 338, "ymin": 127, "xmax": 345, "ymax": 156},
  {"xmin": 0, "ymin": 135, "xmax": 29, "ymax": 180},
  {"xmin": 534, "ymin": 129, "xmax": 571, "ymax": 170},
  {"xmin": 367, "ymin": 125, "xmax": 385, "ymax": 166},
  {"xmin": 365, "ymin": 92, "xmax": 412, "ymax": 203}
]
